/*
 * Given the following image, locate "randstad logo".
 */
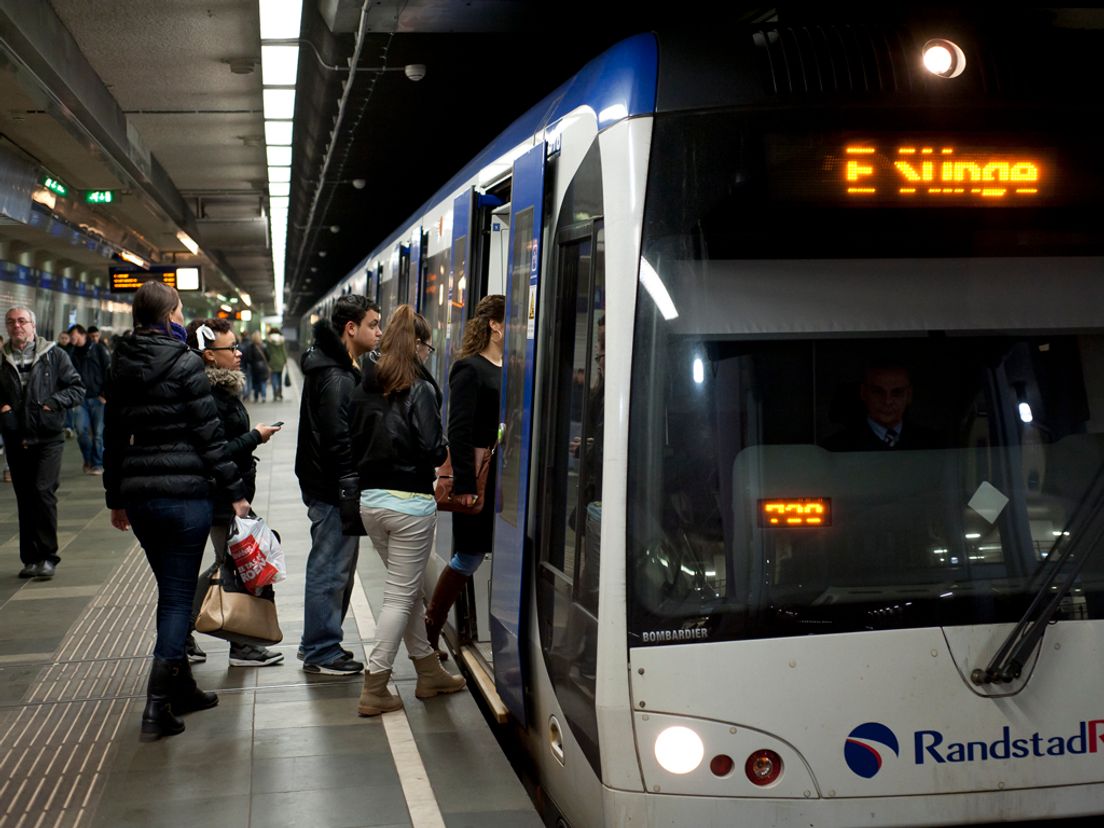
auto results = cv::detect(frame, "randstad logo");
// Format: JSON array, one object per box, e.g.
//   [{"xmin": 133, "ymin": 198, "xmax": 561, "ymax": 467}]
[{"xmin": 845, "ymin": 722, "xmax": 900, "ymax": 778}]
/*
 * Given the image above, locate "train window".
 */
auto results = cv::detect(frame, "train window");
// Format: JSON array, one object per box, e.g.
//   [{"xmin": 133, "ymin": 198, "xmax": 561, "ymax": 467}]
[
  {"xmin": 498, "ymin": 207, "xmax": 533, "ymax": 528},
  {"xmin": 447, "ymin": 233, "xmax": 468, "ymax": 367},
  {"xmin": 420, "ymin": 249, "xmax": 449, "ymax": 385}
]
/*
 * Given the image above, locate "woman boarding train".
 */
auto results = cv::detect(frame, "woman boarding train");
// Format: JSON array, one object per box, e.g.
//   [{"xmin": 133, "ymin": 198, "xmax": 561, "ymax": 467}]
[{"xmin": 347, "ymin": 304, "xmax": 467, "ymax": 715}]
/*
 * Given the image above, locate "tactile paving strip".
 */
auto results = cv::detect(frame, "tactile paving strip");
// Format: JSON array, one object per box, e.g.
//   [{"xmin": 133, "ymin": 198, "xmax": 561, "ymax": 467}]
[{"xmin": 0, "ymin": 544, "xmax": 154, "ymax": 828}]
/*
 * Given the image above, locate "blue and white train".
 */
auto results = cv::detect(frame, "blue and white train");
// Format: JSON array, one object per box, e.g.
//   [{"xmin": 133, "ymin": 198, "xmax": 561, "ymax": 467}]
[{"xmin": 305, "ymin": 15, "xmax": 1104, "ymax": 826}]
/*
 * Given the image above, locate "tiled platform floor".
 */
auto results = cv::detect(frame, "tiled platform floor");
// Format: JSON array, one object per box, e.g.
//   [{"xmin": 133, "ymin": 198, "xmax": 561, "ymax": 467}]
[{"xmin": 0, "ymin": 361, "xmax": 540, "ymax": 828}]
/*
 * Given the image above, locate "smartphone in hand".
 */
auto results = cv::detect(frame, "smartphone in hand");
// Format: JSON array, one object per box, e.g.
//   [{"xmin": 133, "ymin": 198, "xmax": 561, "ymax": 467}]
[{"xmin": 271, "ymin": 421, "xmax": 285, "ymax": 427}]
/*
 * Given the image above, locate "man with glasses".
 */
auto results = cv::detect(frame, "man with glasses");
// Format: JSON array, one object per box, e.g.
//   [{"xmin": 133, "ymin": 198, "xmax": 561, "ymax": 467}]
[{"xmin": 0, "ymin": 308, "xmax": 85, "ymax": 579}]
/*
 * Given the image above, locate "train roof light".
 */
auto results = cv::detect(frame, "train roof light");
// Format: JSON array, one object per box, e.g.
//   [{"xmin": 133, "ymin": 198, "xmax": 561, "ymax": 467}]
[
  {"xmin": 654, "ymin": 726, "xmax": 704, "ymax": 774},
  {"xmin": 922, "ymin": 39, "xmax": 966, "ymax": 79}
]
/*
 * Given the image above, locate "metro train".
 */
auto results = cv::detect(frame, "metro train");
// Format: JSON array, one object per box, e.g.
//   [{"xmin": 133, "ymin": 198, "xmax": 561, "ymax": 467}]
[{"xmin": 304, "ymin": 14, "xmax": 1104, "ymax": 827}]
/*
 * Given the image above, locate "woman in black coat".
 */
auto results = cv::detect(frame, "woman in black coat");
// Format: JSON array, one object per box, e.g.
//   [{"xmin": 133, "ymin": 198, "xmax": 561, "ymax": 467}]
[
  {"xmin": 185, "ymin": 318, "xmax": 282, "ymax": 667},
  {"xmin": 424, "ymin": 294, "xmax": 504, "ymax": 658},
  {"xmin": 104, "ymin": 282, "xmax": 250, "ymax": 741}
]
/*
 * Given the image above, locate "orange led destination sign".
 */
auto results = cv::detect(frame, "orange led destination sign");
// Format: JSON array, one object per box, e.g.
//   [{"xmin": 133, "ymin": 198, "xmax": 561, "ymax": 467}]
[
  {"xmin": 759, "ymin": 498, "xmax": 831, "ymax": 528},
  {"xmin": 841, "ymin": 144, "xmax": 1046, "ymax": 202}
]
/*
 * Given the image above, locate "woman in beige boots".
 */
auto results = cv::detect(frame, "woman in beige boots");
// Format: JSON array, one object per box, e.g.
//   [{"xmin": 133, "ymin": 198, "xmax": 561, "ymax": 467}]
[{"xmin": 348, "ymin": 305, "xmax": 465, "ymax": 715}]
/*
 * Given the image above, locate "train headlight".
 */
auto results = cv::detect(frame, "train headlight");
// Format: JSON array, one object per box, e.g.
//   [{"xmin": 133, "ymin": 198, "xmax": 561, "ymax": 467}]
[
  {"xmin": 654, "ymin": 726, "xmax": 704, "ymax": 774},
  {"xmin": 922, "ymin": 38, "xmax": 966, "ymax": 79}
]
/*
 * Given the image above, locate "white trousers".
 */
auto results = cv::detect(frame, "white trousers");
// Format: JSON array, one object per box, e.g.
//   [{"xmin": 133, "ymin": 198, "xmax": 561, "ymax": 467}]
[{"xmin": 360, "ymin": 506, "xmax": 437, "ymax": 673}]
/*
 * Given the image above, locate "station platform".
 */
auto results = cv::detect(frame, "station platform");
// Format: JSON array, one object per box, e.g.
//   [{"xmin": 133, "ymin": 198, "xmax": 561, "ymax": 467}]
[{"xmin": 0, "ymin": 362, "xmax": 541, "ymax": 828}]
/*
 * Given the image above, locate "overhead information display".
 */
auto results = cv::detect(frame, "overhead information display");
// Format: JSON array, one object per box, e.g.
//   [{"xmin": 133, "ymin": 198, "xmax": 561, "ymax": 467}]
[{"xmin": 109, "ymin": 266, "xmax": 201, "ymax": 293}]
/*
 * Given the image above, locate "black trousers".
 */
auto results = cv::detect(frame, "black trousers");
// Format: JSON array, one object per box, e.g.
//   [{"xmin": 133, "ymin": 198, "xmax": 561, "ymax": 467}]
[{"xmin": 7, "ymin": 438, "xmax": 64, "ymax": 566}]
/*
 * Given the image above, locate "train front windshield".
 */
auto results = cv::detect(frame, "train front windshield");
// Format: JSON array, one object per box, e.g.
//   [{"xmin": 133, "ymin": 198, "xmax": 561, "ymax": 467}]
[{"xmin": 627, "ymin": 109, "xmax": 1104, "ymax": 645}]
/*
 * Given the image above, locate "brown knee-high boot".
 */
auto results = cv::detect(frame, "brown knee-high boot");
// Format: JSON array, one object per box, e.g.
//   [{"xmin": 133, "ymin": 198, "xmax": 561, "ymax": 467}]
[{"xmin": 424, "ymin": 566, "xmax": 469, "ymax": 660}]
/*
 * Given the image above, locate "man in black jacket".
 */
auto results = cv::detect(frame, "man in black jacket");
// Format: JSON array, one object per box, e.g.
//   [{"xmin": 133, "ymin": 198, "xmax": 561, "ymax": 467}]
[
  {"xmin": 66, "ymin": 324, "xmax": 111, "ymax": 475},
  {"xmin": 1, "ymin": 307, "xmax": 85, "ymax": 579},
  {"xmin": 295, "ymin": 295, "xmax": 382, "ymax": 674}
]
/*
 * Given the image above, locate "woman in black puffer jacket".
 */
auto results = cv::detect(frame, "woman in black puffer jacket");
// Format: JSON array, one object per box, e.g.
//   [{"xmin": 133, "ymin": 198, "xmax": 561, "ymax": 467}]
[{"xmin": 104, "ymin": 282, "xmax": 250, "ymax": 742}]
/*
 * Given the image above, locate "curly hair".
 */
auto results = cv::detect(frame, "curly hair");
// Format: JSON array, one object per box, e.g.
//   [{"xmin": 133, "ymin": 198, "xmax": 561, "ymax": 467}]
[{"xmin": 456, "ymin": 294, "xmax": 505, "ymax": 360}]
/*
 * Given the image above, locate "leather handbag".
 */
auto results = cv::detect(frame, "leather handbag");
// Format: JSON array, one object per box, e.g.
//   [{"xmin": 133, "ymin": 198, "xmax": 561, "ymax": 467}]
[
  {"xmin": 435, "ymin": 444, "xmax": 496, "ymax": 515},
  {"xmin": 195, "ymin": 574, "xmax": 282, "ymax": 645}
]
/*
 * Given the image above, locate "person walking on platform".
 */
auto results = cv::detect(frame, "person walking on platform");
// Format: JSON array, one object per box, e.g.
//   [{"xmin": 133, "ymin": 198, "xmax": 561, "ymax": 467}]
[
  {"xmin": 425, "ymin": 295, "xmax": 504, "ymax": 660},
  {"xmin": 185, "ymin": 318, "xmax": 283, "ymax": 667},
  {"xmin": 104, "ymin": 282, "xmax": 250, "ymax": 742},
  {"xmin": 245, "ymin": 330, "xmax": 271, "ymax": 403},
  {"xmin": 266, "ymin": 327, "xmax": 288, "ymax": 401},
  {"xmin": 295, "ymin": 295, "xmax": 381, "ymax": 675},
  {"xmin": 349, "ymin": 305, "xmax": 464, "ymax": 716},
  {"xmin": 1, "ymin": 307, "xmax": 84, "ymax": 580},
  {"xmin": 65, "ymin": 324, "xmax": 111, "ymax": 475}
]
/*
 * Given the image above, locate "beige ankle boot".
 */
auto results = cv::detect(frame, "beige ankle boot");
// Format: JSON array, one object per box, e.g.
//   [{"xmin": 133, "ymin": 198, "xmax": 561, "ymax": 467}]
[
  {"xmin": 357, "ymin": 670, "xmax": 403, "ymax": 716},
  {"xmin": 413, "ymin": 654, "xmax": 466, "ymax": 699}
]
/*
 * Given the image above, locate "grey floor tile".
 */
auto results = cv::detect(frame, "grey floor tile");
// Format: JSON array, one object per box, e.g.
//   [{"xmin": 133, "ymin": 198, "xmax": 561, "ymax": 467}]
[
  {"xmin": 251, "ymin": 751, "xmax": 400, "ymax": 793},
  {"xmin": 250, "ymin": 784, "xmax": 409, "ymax": 828},
  {"xmin": 444, "ymin": 811, "xmax": 544, "ymax": 828},
  {"xmin": 100, "ymin": 757, "xmax": 253, "ymax": 803},
  {"xmin": 91, "ymin": 792, "xmax": 251, "ymax": 828},
  {"xmin": 252, "ymin": 722, "xmax": 387, "ymax": 760},
  {"xmin": 253, "ymin": 696, "xmax": 374, "ymax": 730}
]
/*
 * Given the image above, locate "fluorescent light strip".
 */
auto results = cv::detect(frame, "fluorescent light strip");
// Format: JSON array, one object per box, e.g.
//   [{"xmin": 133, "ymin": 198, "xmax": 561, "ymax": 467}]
[
  {"xmin": 265, "ymin": 120, "xmax": 294, "ymax": 145},
  {"xmin": 263, "ymin": 88, "xmax": 296, "ymax": 120},
  {"xmin": 259, "ymin": 0, "xmax": 303, "ymax": 40},
  {"xmin": 266, "ymin": 145, "xmax": 293, "ymax": 166},
  {"xmin": 261, "ymin": 44, "xmax": 300, "ymax": 86},
  {"xmin": 268, "ymin": 166, "xmax": 292, "ymax": 183}
]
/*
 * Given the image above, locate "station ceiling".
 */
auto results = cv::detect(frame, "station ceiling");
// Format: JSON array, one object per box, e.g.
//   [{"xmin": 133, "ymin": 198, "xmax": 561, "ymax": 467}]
[{"xmin": 3, "ymin": 3, "xmax": 1102, "ymax": 323}]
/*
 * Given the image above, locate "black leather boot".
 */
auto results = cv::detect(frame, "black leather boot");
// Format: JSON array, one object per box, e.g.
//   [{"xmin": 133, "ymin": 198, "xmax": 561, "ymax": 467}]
[
  {"xmin": 424, "ymin": 566, "xmax": 469, "ymax": 661},
  {"xmin": 140, "ymin": 658, "xmax": 185, "ymax": 742},
  {"xmin": 170, "ymin": 657, "xmax": 219, "ymax": 714}
]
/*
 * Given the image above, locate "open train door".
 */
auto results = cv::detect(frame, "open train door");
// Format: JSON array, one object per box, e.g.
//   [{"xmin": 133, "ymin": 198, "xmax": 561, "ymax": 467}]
[{"xmin": 489, "ymin": 142, "xmax": 546, "ymax": 725}]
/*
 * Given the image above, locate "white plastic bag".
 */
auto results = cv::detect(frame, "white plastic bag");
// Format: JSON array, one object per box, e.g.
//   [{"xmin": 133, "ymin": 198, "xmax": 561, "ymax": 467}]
[{"xmin": 227, "ymin": 516, "xmax": 287, "ymax": 594}]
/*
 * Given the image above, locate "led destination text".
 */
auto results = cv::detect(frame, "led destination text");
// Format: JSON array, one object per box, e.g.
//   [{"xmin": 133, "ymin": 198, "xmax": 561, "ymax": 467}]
[{"xmin": 842, "ymin": 145, "xmax": 1045, "ymax": 201}]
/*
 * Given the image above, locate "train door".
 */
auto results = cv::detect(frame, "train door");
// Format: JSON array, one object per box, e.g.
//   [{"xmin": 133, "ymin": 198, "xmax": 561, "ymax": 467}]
[
  {"xmin": 398, "ymin": 244, "xmax": 411, "ymax": 307},
  {"xmin": 374, "ymin": 262, "xmax": 383, "ymax": 307},
  {"xmin": 410, "ymin": 229, "xmax": 424, "ymax": 313},
  {"xmin": 490, "ymin": 142, "xmax": 547, "ymax": 724},
  {"xmin": 534, "ymin": 218, "xmax": 605, "ymax": 775}
]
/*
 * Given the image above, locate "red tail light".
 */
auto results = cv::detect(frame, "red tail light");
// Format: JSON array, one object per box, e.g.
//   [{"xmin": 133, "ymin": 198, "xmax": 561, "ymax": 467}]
[
  {"xmin": 745, "ymin": 749, "xmax": 783, "ymax": 786},
  {"xmin": 709, "ymin": 754, "xmax": 735, "ymax": 777}
]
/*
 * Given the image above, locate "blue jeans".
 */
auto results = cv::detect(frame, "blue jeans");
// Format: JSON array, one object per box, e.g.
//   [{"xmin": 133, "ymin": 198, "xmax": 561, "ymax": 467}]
[
  {"xmin": 449, "ymin": 551, "xmax": 484, "ymax": 576},
  {"xmin": 73, "ymin": 398, "xmax": 105, "ymax": 468},
  {"xmin": 270, "ymin": 371, "xmax": 283, "ymax": 399},
  {"xmin": 128, "ymin": 498, "xmax": 213, "ymax": 661},
  {"xmin": 301, "ymin": 498, "xmax": 360, "ymax": 664}
]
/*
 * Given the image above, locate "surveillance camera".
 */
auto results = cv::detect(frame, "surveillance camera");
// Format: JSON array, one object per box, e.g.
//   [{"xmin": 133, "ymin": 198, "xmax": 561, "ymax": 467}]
[
  {"xmin": 351, "ymin": 178, "xmax": 366, "ymax": 189},
  {"xmin": 404, "ymin": 64, "xmax": 426, "ymax": 82}
]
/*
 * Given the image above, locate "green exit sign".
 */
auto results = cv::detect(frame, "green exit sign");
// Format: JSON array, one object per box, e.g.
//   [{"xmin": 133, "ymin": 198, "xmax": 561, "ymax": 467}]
[
  {"xmin": 84, "ymin": 190, "xmax": 116, "ymax": 204},
  {"xmin": 40, "ymin": 175, "xmax": 68, "ymax": 197}
]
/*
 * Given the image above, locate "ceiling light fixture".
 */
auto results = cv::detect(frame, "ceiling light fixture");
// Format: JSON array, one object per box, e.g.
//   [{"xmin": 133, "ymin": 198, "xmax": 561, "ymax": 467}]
[{"xmin": 258, "ymin": 0, "xmax": 304, "ymax": 319}]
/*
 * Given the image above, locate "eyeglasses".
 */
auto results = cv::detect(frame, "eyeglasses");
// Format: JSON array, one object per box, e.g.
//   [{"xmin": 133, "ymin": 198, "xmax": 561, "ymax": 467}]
[
  {"xmin": 206, "ymin": 344, "xmax": 241, "ymax": 352},
  {"xmin": 418, "ymin": 340, "xmax": 436, "ymax": 354}
]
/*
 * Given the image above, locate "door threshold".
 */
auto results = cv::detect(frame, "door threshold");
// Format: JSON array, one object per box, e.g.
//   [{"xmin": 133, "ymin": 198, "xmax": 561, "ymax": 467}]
[{"xmin": 458, "ymin": 643, "xmax": 510, "ymax": 723}]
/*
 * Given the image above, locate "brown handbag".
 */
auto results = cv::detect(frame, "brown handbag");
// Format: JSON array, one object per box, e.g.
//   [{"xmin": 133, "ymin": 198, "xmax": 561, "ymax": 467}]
[
  {"xmin": 435, "ymin": 445, "xmax": 496, "ymax": 515},
  {"xmin": 194, "ymin": 574, "xmax": 283, "ymax": 645}
]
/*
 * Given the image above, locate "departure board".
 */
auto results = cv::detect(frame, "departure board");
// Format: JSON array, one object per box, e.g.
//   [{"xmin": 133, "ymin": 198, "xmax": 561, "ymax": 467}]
[{"xmin": 109, "ymin": 266, "xmax": 201, "ymax": 293}]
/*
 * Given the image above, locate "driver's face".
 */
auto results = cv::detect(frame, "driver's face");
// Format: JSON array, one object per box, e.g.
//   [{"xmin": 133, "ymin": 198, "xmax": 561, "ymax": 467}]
[{"xmin": 861, "ymin": 368, "xmax": 912, "ymax": 428}]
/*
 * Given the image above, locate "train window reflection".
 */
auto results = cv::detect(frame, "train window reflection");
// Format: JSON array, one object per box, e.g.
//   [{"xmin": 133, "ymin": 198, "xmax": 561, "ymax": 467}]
[{"xmin": 628, "ymin": 330, "xmax": 1104, "ymax": 643}]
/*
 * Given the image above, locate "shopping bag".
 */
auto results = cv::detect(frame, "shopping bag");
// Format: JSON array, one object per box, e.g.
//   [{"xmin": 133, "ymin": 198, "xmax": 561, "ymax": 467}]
[
  {"xmin": 194, "ymin": 557, "xmax": 282, "ymax": 645},
  {"xmin": 227, "ymin": 516, "xmax": 286, "ymax": 593},
  {"xmin": 283, "ymin": 370, "xmax": 291, "ymax": 387}
]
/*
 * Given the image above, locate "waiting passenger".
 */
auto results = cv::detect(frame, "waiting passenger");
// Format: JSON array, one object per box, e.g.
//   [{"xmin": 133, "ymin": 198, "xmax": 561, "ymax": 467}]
[
  {"xmin": 266, "ymin": 327, "xmax": 288, "ymax": 401},
  {"xmin": 185, "ymin": 318, "xmax": 283, "ymax": 667},
  {"xmin": 66, "ymin": 324, "xmax": 111, "ymax": 475},
  {"xmin": 425, "ymin": 294, "xmax": 505, "ymax": 660},
  {"xmin": 295, "ymin": 295, "xmax": 381, "ymax": 676},
  {"xmin": 246, "ymin": 330, "xmax": 271, "ymax": 403},
  {"xmin": 349, "ymin": 305, "xmax": 463, "ymax": 715},
  {"xmin": 1, "ymin": 307, "xmax": 84, "ymax": 580},
  {"xmin": 104, "ymin": 282, "xmax": 249, "ymax": 742},
  {"xmin": 823, "ymin": 362, "xmax": 940, "ymax": 451}
]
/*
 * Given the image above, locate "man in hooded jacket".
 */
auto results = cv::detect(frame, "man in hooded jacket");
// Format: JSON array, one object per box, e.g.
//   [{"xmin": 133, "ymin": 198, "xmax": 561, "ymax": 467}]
[
  {"xmin": 295, "ymin": 295, "xmax": 382, "ymax": 674},
  {"xmin": 1, "ymin": 307, "xmax": 85, "ymax": 579}
]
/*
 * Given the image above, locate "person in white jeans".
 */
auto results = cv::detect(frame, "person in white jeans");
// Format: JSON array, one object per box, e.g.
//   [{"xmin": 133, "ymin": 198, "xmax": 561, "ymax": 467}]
[{"xmin": 347, "ymin": 305, "xmax": 464, "ymax": 715}]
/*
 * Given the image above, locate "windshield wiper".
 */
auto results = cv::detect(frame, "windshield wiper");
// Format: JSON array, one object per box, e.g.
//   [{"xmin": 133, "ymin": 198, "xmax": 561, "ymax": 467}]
[{"xmin": 971, "ymin": 465, "xmax": 1104, "ymax": 686}]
